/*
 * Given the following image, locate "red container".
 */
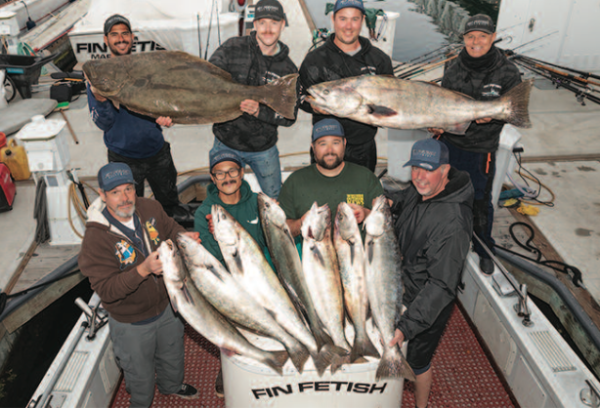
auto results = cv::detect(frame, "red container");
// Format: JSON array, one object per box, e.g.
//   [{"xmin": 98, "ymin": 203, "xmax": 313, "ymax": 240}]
[
  {"xmin": 0, "ymin": 162, "xmax": 16, "ymax": 212},
  {"xmin": 0, "ymin": 132, "xmax": 6, "ymax": 149}
]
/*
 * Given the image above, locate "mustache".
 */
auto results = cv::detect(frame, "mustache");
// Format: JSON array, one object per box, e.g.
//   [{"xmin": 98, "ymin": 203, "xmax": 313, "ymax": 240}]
[
  {"xmin": 118, "ymin": 200, "xmax": 134, "ymax": 207},
  {"xmin": 115, "ymin": 41, "xmax": 130, "ymax": 46}
]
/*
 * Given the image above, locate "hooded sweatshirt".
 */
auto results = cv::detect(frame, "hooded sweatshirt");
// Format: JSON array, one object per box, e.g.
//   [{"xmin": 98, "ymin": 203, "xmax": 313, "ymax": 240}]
[
  {"xmin": 298, "ymin": 34, "xmax": 394, "ymax": 145},
  {"xmin": 209, "ymin": 31, "xmax": 298, "ymax": 152},
  {"xmin": 194, "ymin": 180, "xmax": 268, "ymax": 264},
  {"xmin": 390, "ymin": 168, "xmax": 474, "ymax": 341},
  {"xmin": 78, "ymin": 197, "xmax": 185, "ymax": 323}
]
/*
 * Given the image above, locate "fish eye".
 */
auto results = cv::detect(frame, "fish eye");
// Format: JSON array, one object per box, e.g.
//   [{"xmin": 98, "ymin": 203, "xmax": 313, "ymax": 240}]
[{"xmin": 323, "ymin": 90, "xmax": 330, "ymax": 95}]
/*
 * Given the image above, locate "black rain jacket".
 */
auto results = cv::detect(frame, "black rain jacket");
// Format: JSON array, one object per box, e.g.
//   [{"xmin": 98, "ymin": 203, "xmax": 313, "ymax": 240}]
[
  {"xmin": 441, "ymin": 46, "xmax": 521, "ymax": 153},
  {"xmin": 298, "ymin": 34, "xmax": 394, "ymax": 145},
  {"xmin": 209, "ymin": 31, "xmax": 298, "ymax": 152},
  {"xmin": 390, "ymin": 168, "xmax": 474, "ymax": 341}
]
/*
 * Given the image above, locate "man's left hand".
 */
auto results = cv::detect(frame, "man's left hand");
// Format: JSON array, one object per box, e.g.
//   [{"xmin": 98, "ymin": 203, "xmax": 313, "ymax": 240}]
[
  {"xmin": 182, "ymin": 231, "xmax": 201, "ymax": 244},
  {"xmin": 348, "ymin": 203, "xmax": 370, "ymax": 224},
  {"xmin": 475, "ymin": 117, "xmax": 492, "ymax": 124},
  {"xmin": 240, "ymin": 99, "xmax": 260, "ymax": 117},
  {"xmin": 389, "ymin": 329, "xmax": 405, "ymax": 347},
  {"xmin": 156, "ymin": 116, "xmax": 173, "ymax": 127}
]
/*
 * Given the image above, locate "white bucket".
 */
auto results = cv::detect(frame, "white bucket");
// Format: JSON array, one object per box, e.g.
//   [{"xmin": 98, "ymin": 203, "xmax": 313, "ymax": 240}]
[{"xmin": 221, "ymin": 318, "xmax": 406, "ymax": 408}]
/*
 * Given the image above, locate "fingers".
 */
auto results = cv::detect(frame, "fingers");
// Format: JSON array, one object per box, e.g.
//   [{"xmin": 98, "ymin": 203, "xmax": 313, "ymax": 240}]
[
  {"xmin": 240, "ymin": 100, "xmax": 260, "ymax": 116},
  {"xmin": 156, "ymin": 116, "xmax": 173, "ymax": 127},
  {"xmin": 206, "ymin": 214, "xmax": 215, "ymax": 235}
]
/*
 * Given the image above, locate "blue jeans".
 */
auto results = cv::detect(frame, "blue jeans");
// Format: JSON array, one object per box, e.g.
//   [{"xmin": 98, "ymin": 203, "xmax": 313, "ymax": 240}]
[{"xmin": 210, "ymin": 138, "xmax": 282, "ymax": 198}]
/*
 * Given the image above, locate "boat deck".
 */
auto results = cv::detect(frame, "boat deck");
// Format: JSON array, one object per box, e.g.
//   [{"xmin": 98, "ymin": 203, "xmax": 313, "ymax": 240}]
[{"xmin": 110, "ymin": 304, "xmax": 516, "ymax": 408}]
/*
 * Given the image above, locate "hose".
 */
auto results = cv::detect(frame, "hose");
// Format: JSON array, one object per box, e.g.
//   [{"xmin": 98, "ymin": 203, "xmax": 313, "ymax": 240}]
[{"xmin": 33, "ymin": 177, "xmax": 50, "ymax": 244}]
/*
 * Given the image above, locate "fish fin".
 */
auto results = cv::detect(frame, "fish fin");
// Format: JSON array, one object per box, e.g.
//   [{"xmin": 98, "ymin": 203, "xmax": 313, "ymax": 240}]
[
  {"xmin": 262, "ymin": 350, "xmax": 289, "ymax": 376},
  {"xmin": 499, "ymin": 79, "xmax": 533, "ymax": 128},
  {"xmin": 262, "ymin": 73, "xmax": 299, "ymax": 119},
  {"xmin": 312, "ymin": 343, "xmax": 343, "ymax": 376},
  {"xmin": 367, "ymin": 104, "xmax": 398, "ymax": 117},
  {"xmin": 283, "ymin": 339, "xmax": 310, "ymax": 374},
  {"xmin": 113, "ymin": 100, "xmax": 120, "ymax": 110},
  {"xmin": 232, "ymin": 248, "xmax": 244, "ymax": 275},
  {"xmin": 367, "ymin": 240, "xmax": 374, "ymax": 263},
  {"xmin": 443, "ymin": 121, "xmax": 472, "ymax": 135},
  {"xmin": 329, "ymin": 353, "xmax": 351, "ymax": 374},
  {"xmin": 375, "ymin": 345, "xmax": 416, "ymax": 382},
  {"xmin": 309, "ymin": 318, "xmax": 334, "ymax": 352},
  {"xmin": 351, "ymin": 330, "xmax": 381, "ymax": 362},
  {"xmin": 181, "ymin": 285, "xmax": 194, "ymax": 305}
]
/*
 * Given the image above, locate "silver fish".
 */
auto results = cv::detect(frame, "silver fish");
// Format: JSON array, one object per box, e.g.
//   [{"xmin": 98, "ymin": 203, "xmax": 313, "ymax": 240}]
[
  {"xmin": 177, "ymin": 234, "xmax": 309, "ymax": 374},
  {"xmin": 211, "ymin": 205, "xmax": 326, "ymax": 373},
  {"xmin": 364, "ymin": 197, "xmax": 415, "ymax": 381},
  {"xmin": 157, "ymin": 239, "xmax": 288, "ymax": 375},
  {"xmin": 334, "ymin": 202, "xmax": 380, "ymax": 363},
  {"xmin": 306, "ymin": 75, "xmax": 533, "ymax": 134}
]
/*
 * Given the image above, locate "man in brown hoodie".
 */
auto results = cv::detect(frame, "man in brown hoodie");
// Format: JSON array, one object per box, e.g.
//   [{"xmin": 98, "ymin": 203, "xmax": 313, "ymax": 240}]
[{"xmin": 78, "ymin": 162, "xmax": 199, "ymax": 407}]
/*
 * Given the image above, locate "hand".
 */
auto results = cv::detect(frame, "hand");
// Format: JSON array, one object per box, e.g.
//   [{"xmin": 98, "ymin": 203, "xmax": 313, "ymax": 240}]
[
  {"xmin": 427, "ymin": 127, "xmax": 444, "ymax": 136},
  {"xmin": 156, "ymin": 116, "xmax": 173, "ymax": 127},
  {"xmin": 206, "ymin": 214, "xmax": 214, "ymax": 235},
  {"xmin": 287, "ymin": 210, "xmax": 310, "ymax": 237},
  {"xmin": 240, "ymin": 99, "xmax": 260, "ymax": 117},
  {"xmin": 348, "ymin": 203, "xmax": 369, "ymax": 224},
  {"xmin": 386, "ymin": 198, "xmax": 394, "ymax": 208},
  {"xmin": 138, "ymin": 251, "xmax": 163, "ymax": 277},
  {"xmin": 183, "ymin": 231, "xmax": 201, "ymax": 244},
  {"xmin": 89, "ymin": 84, "xmax": 107, "ymax": 102},
  {"xmin": 475, "ymin": 117, "xmax": 492, "ymax": 124},
  {"xmin": 389, "ymin": 329, "xmax": 405, "ymax": 347}
]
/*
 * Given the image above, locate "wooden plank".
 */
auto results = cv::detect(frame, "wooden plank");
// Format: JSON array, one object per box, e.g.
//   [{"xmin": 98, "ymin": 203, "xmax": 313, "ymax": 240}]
[
  {"xmin": 298, "ymin": 0, "xmax": 317, "ymax": 32},
  {"xmin": 3, "ymin": 241, "xmax": 37, "ymax": 295}
]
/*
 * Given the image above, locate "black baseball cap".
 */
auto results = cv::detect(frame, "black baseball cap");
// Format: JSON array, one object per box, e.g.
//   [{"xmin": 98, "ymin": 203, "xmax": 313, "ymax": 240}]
[
  {"xmin": 463, "ymin": 14, "xmax": 495, "ymax": 35},
  {"xmin": 254, "ymin": 0, "xmax": 285, "ymax": 21},
  {"xmin": 104, "ymin": 14, "xmax": 131, "ymax": 36}
]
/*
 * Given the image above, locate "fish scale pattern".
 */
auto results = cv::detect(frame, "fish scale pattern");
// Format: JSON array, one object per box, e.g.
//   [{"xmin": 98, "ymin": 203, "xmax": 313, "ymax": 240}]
[{"xmin": 112, "ymin": 306, "xmax": 515, "ymax": 408}]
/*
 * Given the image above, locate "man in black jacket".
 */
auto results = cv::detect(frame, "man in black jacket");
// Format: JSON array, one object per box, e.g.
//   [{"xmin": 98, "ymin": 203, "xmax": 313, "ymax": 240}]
[
  {"xmin": 208, "ymin": 0, "xmax": 297, "ymax": 198},
  {"xmin": 430, "ymin": 14, "xmax": 521, "ymax": 274},
  {"xmin": 389, "ymin": 139, "xmax": 474, "ymax": 408},
  {"xmin": 298, "ymin": 0, "xmax": 393, "ymax": 172}
]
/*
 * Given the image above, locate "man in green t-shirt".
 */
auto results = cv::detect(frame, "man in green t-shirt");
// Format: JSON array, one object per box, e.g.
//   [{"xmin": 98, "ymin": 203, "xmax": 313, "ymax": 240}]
[{"xmin": 279, "ymin": 118, "xmax": 383, "ymax": 237}]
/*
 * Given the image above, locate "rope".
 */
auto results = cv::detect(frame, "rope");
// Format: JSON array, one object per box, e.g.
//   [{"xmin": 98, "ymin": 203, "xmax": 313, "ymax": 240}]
[{"xmin": 33, "ymin": 177, "xmax": 50, "ymax": 244}]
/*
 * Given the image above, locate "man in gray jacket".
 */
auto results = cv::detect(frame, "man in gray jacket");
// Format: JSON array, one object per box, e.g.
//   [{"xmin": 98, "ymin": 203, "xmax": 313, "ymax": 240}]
[{"xmin": 388, "ymin": 139, "xmax": 474, "ymax": 408}]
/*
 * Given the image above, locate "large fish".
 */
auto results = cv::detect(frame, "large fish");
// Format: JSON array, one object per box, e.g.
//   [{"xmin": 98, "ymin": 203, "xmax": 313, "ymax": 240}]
[
  {"xmin": 83, "ymin": 51, "xmax": 298, "ymax": 124},
  {"xmin": 334, "ymin": 202, "xmax": 380, "ymax": 363},
  {"xmin": 257, "ymin": 193, "xmax": 348, "ymax": 371},
  {"xmin": 306, "ymin": 75, "xmax": 533, "ymax": 134},
  {"xmin": 364, "ymin": 197, "xmax": 415, "ymax": 381},
  {"xmin": 211, "ymin": 205, "xmax": 333, "ymax": 374},
  {"xmin": 157, "ymin": 240, "xmax": 288, "ymax": 375},
  {"xmin": 177, "ymin": 234, "xmax": 310, "ymax": 374},
  {"xmin": 301, "ymin": 202, "xmax": 351, "ymax": 360}
]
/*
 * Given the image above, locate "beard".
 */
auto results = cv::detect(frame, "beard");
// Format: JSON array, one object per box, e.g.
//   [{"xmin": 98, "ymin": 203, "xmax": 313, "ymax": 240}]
[
  {"xmin": 315, "ymin": 153, "xmax": 343, "ymax": 170},
  {"xmin": 109, "ymin": 41, "xmax": 132, "ymax": 56},
  {"xmin": 115, "ymin": 201, "xmax": 135, "ymax": 218}
]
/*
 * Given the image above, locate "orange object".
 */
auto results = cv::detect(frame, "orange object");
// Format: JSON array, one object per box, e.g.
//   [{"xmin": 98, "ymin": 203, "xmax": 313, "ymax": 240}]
[
  {"xmin": 485, "ymin": 152, "xmax": 492, "ymax": 174},
  {"xmin": 0, "ymin": 139, "xmax": 31, "ymax": 181},
  {"xmin": 0, "ymin": 132, "xmax": 6, "ymax": 149}
]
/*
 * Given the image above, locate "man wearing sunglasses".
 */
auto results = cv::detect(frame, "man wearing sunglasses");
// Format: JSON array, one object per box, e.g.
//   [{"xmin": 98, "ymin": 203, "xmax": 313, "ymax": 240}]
[{"xmin": 194, "ymin": 151, "xmax": 269, "ymax": 266}]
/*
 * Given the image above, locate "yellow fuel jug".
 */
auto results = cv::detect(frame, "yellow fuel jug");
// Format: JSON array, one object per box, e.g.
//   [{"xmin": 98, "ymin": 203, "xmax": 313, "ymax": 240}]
[{"xmin": 0, "ymin": 139, "xmax": 31, "ymax": 181}]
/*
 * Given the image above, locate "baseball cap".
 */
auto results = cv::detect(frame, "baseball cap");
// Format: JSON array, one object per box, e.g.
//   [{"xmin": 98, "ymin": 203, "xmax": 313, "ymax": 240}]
[
  {"xmin": 104, "ymin": 14, "xmax": 131, "ymax": 36},
  {"xmin": 98, "ymin": 162, "xmax": 135, "ymax": 191},
  {"xmin": 312, "ymin": 118, "xmax": 345, "ymax": 142},
  {"xmin": 210, "ymin": 151, "xmax": 242, "ymax": 171},
  {"xmin": 463, "ymin": 14, "xmax": 495, "ymax": 35},
  {"xmin": 333, "ymin": 0, "xmax": 366, "ymax": 14},
  {"xmin": 254, "ymin": 0, "xmax": 285, "ymax": 21},
  {"xmin": 403, "ymin": 139, "xmax": 450, "ymax": 171}
]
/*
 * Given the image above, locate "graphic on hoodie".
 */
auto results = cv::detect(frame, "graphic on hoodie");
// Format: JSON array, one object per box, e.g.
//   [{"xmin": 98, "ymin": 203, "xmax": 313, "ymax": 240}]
[
  {"xmin": 115, "ymin": 240, "xmax": 137, "ymax": 269},
  {"xmin": 146, "ymin": 219, "xmax": 160, "ymax": 245}
]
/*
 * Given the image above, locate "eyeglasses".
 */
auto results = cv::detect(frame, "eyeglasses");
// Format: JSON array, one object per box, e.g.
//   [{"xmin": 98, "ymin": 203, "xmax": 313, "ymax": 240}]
[{"xmin": 212, "ymin": 167, "xmax": 241, "ymax": 180}]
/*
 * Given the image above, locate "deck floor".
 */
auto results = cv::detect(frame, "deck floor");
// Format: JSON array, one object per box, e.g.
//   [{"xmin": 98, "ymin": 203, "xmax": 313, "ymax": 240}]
[{"xmin": 111, "ymin": 304, "xmax": 516, "ymax": 408}]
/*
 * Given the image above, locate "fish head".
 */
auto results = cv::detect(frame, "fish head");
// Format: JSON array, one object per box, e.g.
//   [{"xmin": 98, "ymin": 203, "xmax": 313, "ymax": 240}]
[
  {"xmin": 257, "ymin": 192, "xmax": 287, "ymax": 229},
  {"xmin": 157, "ymin": 240, "xmax": 185, "ymax": 288},
  {"xmin": 335, "ymin": 202, "xmax": 359, "ymax": 241},
  {"xmin": 176, "ymin": 233, "xmax": 206, "ymax": 268},
  {"xmin": 301, "ymin": 202, "xmax": 330, "ymax": 242},
  {"xmin": 211, "ymin": 205, "xmax": 240, "ymax": 247},
  {"xmin": 82, "ymin": 58, "xmax": 127, "ymax": 97},
  {"xmin": 364, "ymin": 196, "xmax": 388, "ymax": 238},
  {"xmin": 307, "ymin": 80, "xmax": 364, "ymax": 117}
]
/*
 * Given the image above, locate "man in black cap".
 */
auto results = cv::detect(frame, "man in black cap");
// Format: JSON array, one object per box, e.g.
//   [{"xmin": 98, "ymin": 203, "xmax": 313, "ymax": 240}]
[
  {"xmin": 87, "ymin": 14, "xmax": 181, "ymax": 217},
  {"xmin": 298, "ymin": 0, "xmax": 393, "ymax": 172},
  {"xmin": 429, "ymin": 14, "xmax": 522, "ymax": 274},
  {"xmin": 79, "ymin": 162, "xmax": 200, "ymax": 407},
  {"xmin": 388, "ymin": 139, "xmax": 473, "ymax": 408},
  {"xmin": 208, "ymin": 0, "xmax": 298, "ymax": 199}
]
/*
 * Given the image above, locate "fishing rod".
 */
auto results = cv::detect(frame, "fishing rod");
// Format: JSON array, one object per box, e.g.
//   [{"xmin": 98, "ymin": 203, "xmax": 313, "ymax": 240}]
[
  {"xmin": 513, "ymin": 59, "xmax": 600, "ymax": 105},
  {"xmin": 400, "ymin": 54, "xmax": 459, "ymax": 80},
  {"xmin": 396, "ymin": 51, "xmax": 455, "ymax": 78},
  {"xmin": 507, "ymin": 30, "xmax": 559, "ymax": 53},
  {"xmin": 394, "ymin": 45, "xmax": 459, "ymax": 74},
  {"xmin": 518, "ymin": 57, "xmax": 600, "ymax": 88},
  {"xmin": 516, "ymin": 54, "xmax": 600, "ymax": 83}
]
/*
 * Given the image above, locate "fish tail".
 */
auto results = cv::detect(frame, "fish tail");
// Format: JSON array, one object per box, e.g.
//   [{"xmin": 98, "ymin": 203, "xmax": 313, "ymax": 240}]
[
  {"xmin": 283, "ymin": 339, "xmax": 310, "ymax": 374},
  {"xmin": 309, "ymin": 320, "xmax": 333, "ymax": 352},
  {"xmin": 329, "ymin": 353, "xmax": 351, "ymax": 375},
  {"xmin": 375, "ymin": 345, "xmax": 416, "ymax": 382},
  {"xmin": 313, "ymin": 344, "xmax": 350, "ymax": 376},
  {"xmin": 351, "ymin": 329, "xmax": 381, "ymax": 362},
  {"xmin": 501, "ymin": 79, "xmax": 533, "ymax": 128},
  {"xmin": 261, "ymin": 73, "xmax": 299, "ymax": 120},
  {"xmin": 262, "ymin": 350, "xmax": 289, "ymax": 376}
]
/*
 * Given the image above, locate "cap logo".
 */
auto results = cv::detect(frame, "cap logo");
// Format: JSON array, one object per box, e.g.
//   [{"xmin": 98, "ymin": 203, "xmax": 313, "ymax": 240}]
[
  {"xmin": 105, "ymin": 169, "xmax": 130, "ymax": 180},
  {"xmin": 317, "ymin": 124, "xmax": 338, "ymax": 133},
  {"xmin": 413, "ymin": 148, "xmax": 437, "ymax": 158},
  {"xmin": 258, "ymin": 5, "xmax": 279, "ymax": 11}
]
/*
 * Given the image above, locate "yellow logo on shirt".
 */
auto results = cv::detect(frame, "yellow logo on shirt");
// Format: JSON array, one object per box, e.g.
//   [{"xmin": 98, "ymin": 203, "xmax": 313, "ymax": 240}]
[
  {"xmin": 347, "ymin": 194, "xmax": 364, "ymax": 206},
  {"xmin": 146, "ymin": 219, "xmax": 160, "ymax": 245}
]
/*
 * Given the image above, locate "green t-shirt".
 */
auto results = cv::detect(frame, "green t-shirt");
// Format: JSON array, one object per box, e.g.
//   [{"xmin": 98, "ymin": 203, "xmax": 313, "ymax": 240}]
[{"xmin": 278, "ymin": 162, "xmax": 384, "ymax": 224}]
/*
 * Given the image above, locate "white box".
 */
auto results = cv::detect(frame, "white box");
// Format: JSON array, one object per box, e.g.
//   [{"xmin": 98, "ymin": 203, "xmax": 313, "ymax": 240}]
[{"xmin": 16, "ymin": 116, "xmax": 69, "ymax": 173}]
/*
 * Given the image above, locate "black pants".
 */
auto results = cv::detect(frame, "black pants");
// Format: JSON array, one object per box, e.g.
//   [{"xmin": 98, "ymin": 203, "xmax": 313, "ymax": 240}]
[
  {"xmin": 108, "ymin": 142, "xmax": 179, "ymax": 216},
  {"xmin": 310, "ymin": 139, "xmax": 378, "ymax": 173}
]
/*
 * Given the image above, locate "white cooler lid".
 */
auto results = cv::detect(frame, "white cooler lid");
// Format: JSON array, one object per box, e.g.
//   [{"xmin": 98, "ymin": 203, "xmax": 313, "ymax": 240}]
[{"xmin": 16, "ymin": 115, "xmax": 66, "ymax": 141}]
